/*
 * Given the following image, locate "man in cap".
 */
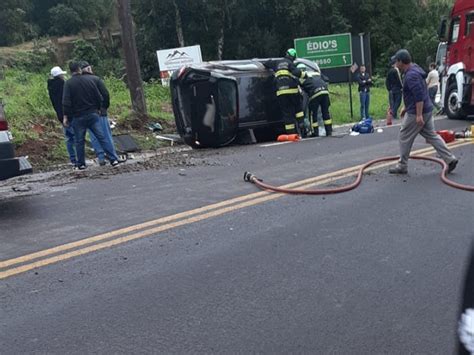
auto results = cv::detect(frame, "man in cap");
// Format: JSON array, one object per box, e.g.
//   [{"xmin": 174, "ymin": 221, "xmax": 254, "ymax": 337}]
[
  {"xmin": 263, "ymin": 48, "xmax": 306, "ymax": 135},
  {"xmin": 48, "ymin": 66, "xmax": 78, "ymax": 166},
  {"xmin": 79, "ymin": 61, "xmax": 119, "ymax": 165},
  {"xmin": 389, "ymin": 49, "xmax": 458, "ymax": 174},
  {"xmin": 62, "ymin": 61, "xmax": 120, "ymax": 169}
]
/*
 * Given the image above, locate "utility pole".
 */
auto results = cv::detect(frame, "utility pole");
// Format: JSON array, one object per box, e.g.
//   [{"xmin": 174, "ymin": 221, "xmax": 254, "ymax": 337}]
[{"xmin": 117, "ymin": 0, "xmax": 147, "ymax": 119}]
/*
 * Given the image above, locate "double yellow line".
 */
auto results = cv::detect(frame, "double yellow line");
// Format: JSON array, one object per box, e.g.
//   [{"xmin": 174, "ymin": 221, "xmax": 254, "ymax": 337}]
[{"xmin": 0, "ymin": 141, "xmax": 471, "ymax": 280}]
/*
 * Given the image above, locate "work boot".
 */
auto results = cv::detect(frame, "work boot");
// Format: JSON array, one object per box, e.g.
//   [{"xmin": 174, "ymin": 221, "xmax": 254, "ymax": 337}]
[
  {"xmin": 325, "ymin": 124, "xmax": 333, "ymax": 136},
  {"xmin": 389, "ymin": 164, "xmax": 408, "ymax": 174},
  {"xmin": 311, "ymin": 128, "xmax": 319, "ymax": 137},
  {"xmin": 448, "ymin": 158, "xmax": 458, "ymax": 173}
]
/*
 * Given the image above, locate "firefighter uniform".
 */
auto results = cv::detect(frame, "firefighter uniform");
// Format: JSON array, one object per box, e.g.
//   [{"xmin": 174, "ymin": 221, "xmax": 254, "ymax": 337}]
[
  {"xmin": 299, "ymin": 70, "xmax": 332, "ymax": 136},
  {"xmin": 263, "ymin": 50, "xmax": 306, "ymax": 134}
]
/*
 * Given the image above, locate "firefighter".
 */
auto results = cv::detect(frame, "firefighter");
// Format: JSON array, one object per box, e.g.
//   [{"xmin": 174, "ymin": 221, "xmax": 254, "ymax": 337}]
[
  {"xmin": 263, "ymin": 49, "xmax": 306, "ymax": 135},
  {"xmin": 297, "ymin": 63, "xmax": 332, "ymax": 136}
]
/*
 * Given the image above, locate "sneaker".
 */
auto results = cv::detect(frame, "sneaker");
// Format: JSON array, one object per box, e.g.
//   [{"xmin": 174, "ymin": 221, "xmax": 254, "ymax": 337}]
[
  {"xmin": 99, "ymin": 160, "xmax": 107, "ymax": 166},
  {"xmin": 74, "ymin": 165, "xmax": 86, "ymax": 171},
  {"xmin": 111, "ymin": 160, "xmax": 120, "ymax": 167},
  {"xmin": 389, "ymin": 164, "xmax": 408, "ymax": 174},
  {"xmin": 447, "ymin": 159, "xmax": 458, "ymax": 173}
]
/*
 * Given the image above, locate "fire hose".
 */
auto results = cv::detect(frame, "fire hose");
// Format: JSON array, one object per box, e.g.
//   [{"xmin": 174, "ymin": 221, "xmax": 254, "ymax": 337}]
[{"xmin": 244, "ymin": 155, "xmax": 474, "ymax": 194}]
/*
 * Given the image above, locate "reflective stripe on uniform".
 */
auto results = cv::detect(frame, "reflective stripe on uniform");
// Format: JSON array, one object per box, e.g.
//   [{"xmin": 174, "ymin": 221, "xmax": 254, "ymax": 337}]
[
  {"xmin": 311, "ymin": 123, "xmax": 319, "ymax": 128},
  {"xmin": 277, "ymin": 88, "xmax": 299, "ymax": 96},
  {"xmin": 296, "ymin": 111, "xmax": 304, "ymax": 119},
  {"xmin": 275, "ymin": 70, "xmax": 291, "ymax": 77},
  {"xmin": 323, "ymin": 119, "xmax": 332, "ymax": 125},
  {"xmin": 309, "ymin": 90, "xmax": 329, "ymax": 101},
  {"xmin": 285, "ymin": 124, "xmax": 295, "ymax": 130}
]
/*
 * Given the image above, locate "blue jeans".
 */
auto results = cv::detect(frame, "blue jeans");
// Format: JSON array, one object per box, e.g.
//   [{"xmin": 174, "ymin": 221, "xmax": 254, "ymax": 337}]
[
  {"xmin": 63, "ymin": 126, "xmax": 105, "ymax": 164},
  {"xmin": 389, "ymin": 90, "xmax": 402, "ymax": 119},
  {"xmin": 89, "ymin": 116, "xmax": 117, "ymax": 162},
  {"xmin": 360, "ymin": 91, "xmax": 370, "ymax": 119},
  {"xmin": 63, "ymin": 126, "xmax": 77, "ymax": 165},
  {"xmin": 72, "ymin": 112, "xmax": 119, "ymax": 167}
]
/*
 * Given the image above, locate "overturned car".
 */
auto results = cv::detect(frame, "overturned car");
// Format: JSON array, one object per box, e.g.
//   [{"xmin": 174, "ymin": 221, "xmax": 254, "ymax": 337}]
[{"xmin": 170, "ymin": 58, "xmax": 320, "ymax": 148}]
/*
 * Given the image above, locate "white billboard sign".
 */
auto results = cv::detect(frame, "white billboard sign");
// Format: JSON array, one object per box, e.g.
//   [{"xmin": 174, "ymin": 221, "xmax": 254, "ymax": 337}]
[{"xmin": 156, "ymin": 45, "xmax": 202, "ymax": 71}]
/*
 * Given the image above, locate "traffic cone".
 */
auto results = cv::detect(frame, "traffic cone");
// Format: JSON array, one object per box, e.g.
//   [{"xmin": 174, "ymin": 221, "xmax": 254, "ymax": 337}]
[
  {"xmin": 386, "ymin": 107, "xmax": 393, "ymax": 126},
  {"xmin": 277, "ymin": 134, "xmax": 300, "ymax": 142}
]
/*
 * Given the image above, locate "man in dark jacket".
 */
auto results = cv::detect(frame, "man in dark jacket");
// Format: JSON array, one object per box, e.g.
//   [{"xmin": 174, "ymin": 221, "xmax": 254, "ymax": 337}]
[
  {"xmin": 63, "ymin": 61, "xmax": 119, "ymax": 169},
  {"xmin": 79, "ymin": 61, "xmax": 118, "ymax": 165},
  {"xmin": 297, "ymin": 64, "xmax": 332, "ymax": 136},
  {"xmin": 48, "ymin": 66, "xmax": 77, "ymax": 166},
  {"xmin": 357, "ymin": 65, "xmax": 372, "ymax": 120},
  {"xmin": 388, "ymin": 49, "xmax": 458, "ymax": 174},
  {"xmin": 263, "ymin": 49, "xmax": 306, "ymax": 135},
  {"xmin": 385, "ymin": 60, "xmax": 403, "ymax": 119}
]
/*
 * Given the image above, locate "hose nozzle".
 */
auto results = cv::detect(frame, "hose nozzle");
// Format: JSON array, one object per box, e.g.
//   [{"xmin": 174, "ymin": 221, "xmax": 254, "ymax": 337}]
[{"xmin": 243, "ymin": 171, "xmax": 254, "ymax": 182}]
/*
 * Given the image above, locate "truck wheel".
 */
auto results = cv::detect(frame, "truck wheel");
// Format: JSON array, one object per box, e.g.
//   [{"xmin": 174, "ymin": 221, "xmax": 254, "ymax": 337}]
[{"xmin": 445, "ymin": 82, "xmax": 467, "ymax": 120}]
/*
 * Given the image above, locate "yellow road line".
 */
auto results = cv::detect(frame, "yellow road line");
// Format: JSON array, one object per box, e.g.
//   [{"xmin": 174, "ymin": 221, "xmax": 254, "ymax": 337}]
[{"xmin": 0, "ymin": 140, "xmax": 470, "ymax": 278}]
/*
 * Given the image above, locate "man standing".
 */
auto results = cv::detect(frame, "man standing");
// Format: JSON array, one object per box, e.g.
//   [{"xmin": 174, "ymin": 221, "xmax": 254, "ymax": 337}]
[
  {"xmin": 385, "ymin": 59, "xmax": 403, "ymax": 119},
  {"xmin": 357, "ymin": 65, "xmax": 372, "ymax": 120},
  {"xmin": 426, "ymin": 62, "xmax": 440, "ymax": 109},
  {"xmin": 263, "ymin": 49, "xmax": 306, "ymax": 135},
  {"xmin": 48, "ymin": 66, "xmax": 76, "ymax": 166},
  {"xmin": 79, "ymin": 61, "xmax": 119, "ymax": 165},
  {"xmin": 389, "ymin": 49, "xmax": 458, "ymax": 175},
  {"xmin": 62, "ymin": 61, "xmax": 119, "ymax": 170}
]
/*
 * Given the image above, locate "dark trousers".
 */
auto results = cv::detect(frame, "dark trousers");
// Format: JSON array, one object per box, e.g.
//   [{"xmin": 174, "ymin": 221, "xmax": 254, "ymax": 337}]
[
  {"xmin": 389, "ymin": 90, "xmax": 402, "ymax": 119},
  {"xmin": 278, "ymin": 93, "xmax": 303, "ymax": 134},
  {"xmin": 309, "ymin": 94, "xmax": 332, "ymax": 135}
]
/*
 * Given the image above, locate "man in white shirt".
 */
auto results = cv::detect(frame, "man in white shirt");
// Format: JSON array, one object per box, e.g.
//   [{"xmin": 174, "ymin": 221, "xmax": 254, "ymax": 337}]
[{"xmin": 426, "ymin": 63, "xmax": 440, "ymax": 109}]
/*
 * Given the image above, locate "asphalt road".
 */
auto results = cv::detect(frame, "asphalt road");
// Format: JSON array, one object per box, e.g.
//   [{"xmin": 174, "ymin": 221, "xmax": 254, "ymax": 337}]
[{"xmin": 1, "ymin": 117, "xmax": 473, "ymax": 353}]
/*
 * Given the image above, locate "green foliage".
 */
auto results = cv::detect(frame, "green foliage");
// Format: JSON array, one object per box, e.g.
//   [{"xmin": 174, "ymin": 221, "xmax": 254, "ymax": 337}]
[
  {"xmin": 48, "ymin": 4, "xmax": 82, "ymax": 36},
  {"xmin": 0, "ymin": 0, "xmax": 35, "ymax": 46},
  {"xmin": 72, "ymin": 39, "xmax": 100, "ymax": 67}
]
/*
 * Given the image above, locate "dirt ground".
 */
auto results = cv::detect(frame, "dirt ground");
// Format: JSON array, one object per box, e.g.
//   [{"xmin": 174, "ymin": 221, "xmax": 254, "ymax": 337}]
[{"xmin": 0, "ymin": 144, "xmax": 225, "ymax": 200}]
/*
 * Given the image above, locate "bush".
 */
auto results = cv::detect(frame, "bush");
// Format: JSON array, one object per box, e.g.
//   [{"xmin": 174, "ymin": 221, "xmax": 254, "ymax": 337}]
[{"xmin": 48, "ymin": 4, "xmax": 82, "ymax": 36}]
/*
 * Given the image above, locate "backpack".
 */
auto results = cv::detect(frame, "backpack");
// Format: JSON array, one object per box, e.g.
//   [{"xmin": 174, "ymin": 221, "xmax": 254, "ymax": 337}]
[{"xmin": 351, "ymin": 118, "xmax": 374, "ymax": 134}]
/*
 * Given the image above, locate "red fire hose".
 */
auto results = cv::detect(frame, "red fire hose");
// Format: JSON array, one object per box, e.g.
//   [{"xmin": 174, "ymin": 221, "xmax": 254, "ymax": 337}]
[{"xmin": 244, "ymin": 155, "xmax": 474, "ymax": 194}]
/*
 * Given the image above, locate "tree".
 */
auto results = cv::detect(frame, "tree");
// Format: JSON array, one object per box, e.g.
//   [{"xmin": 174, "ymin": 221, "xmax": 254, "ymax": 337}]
[
  {"xmin": 117, "ymin": 0, "xmax": 148, "ymax": 120},
  {"xmin": 0, "ymin": 0, "xmax": 34, "ymax": 46}
]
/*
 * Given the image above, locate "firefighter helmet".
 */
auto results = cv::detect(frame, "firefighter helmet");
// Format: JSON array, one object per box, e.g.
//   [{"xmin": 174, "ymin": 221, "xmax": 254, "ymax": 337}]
[
  {"xmin": 286, "ymin": 48, "xmax": 297, "ymax": 59},
  {"xmin": 296, "ymin": 63, "xmax": 306, "ymax": 71}
]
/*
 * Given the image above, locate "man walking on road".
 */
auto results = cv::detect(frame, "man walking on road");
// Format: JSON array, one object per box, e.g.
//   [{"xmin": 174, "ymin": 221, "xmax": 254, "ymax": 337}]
[
  {"xmin": 62, "ymin": 62, "xmax": 120, "ymax": 170},
  {"xmin": 389, "ymin": 49, "xmax": 458, "ymax": 175}
]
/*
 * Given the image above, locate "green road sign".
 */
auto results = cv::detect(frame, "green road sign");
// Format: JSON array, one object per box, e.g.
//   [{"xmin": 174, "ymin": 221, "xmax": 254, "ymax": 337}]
[{"xmin": 294, "ymin": 33, "xmax": 352, "ymax": 69}]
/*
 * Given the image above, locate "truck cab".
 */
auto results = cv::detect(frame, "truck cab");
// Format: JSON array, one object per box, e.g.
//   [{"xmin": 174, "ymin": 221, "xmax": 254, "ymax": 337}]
[{"xmin": 438, "ymin": 0, "xmax": 474, "ymax": 119}]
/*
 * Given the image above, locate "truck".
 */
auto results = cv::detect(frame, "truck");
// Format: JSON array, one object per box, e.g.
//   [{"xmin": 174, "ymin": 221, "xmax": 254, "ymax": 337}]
[
  {"xmin": 0, "ymin": 100, "xmax": 32, "ymax": 181},
  {"xmin": 438, "ymin": 0, "xmax": 474, "ymax": 119}
]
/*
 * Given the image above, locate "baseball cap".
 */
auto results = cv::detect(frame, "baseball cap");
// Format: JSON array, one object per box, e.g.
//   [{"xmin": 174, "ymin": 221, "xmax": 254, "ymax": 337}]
[
  {"xmin": 79, "ymin": 60, "xmax": 91, "ymax": 69},
  {"xmin": 50, "ymin": 66, "xmax": 66, "ymax": 77},
  {"xmin": 391, "ymin": 49, "xmax": 412, "ymax": 64}
]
